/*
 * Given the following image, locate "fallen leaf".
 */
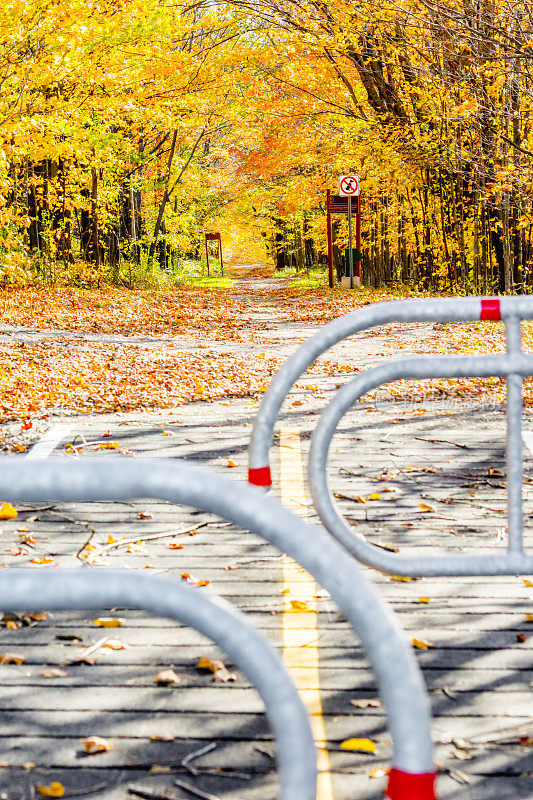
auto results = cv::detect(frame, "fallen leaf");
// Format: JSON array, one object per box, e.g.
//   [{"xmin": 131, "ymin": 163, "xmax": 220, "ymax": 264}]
[
  {"xmin": 155, "ymin": 669, "xmax": 181, "ymax": 685},
  {"xmin": 517, "ymin": 632, "xmax": 528, "ymax": 642},
  {"xmin": 138, "ymin": 512, "xmax": 153, "ymax": 519},
  {"xmin": 31, "ymin": 612, "xmax": 48, "ymax": 621},
  {"xmin": 181, "ymin": 572, "xmax": 210, "ymax": 587},
  {"xmin": 196, "ymin": 657, "xmax": 236, "ymax": 682},
  {"xmin": 151, "ymin": 734, "xmax": 175, "ymax": 742},
  {"xmin": 391, "ymin": 575, "xmax": 412, "ymax": 582},
  {"xmin": 340, "ymin": 738, "xmax": 377, "ymax": 752},
  {"xmin": 81, "ymin": 736, "xmax": 114, "ymax": 754},
  {"xmin": 523, "ymin": 579, "xmax": 533, "ymax": 587},
  {"xmin": 31, "ymin": 557, "xmax": 55, "ymax": 564},
  {"xmin": 414, "ymin": 597, "xmax": 431, "ymax": 604},
  {"xmin": 368, "ymin": 492, "xmax": 381, "ymax": 500},
  {"xmin": 169, "ymin": 543, "xmax": 183, "ymax": 550},
  {"xmin": 36, "ymin": 782, "xmax": 64, "ymax": 797},
  {"xmin": 0, "ymin": 502, "xmax": 17, "ymax": 519},
  {"xmin": 290, "ymin": 600, "xmax": 311, "ymax": 611},
  {"xmin": 41, "ymin": 668, "xmax": 67, "ymax": 678},
  {"xmin": 419, "ymin": 503, "xmax": 434, "ymax": 512},
  {"xmin": 0, "ymin": 652, "xmax": 25, "ymax": 664},
  {"xmin": 102, "ymin": 639, "xmax": 129, "ymax": 650},
  {"xmin": 350, "ymin": 699, "xmax": 381, "ymax": 709},
  {"xmin": 162, "ymin": 430, "xmax": 174, "ymax": 436},
  {"xmin": 370, "ymin": 767, "xmax": 388, "ymax": 778},
  {"xmin": 411, "ymin": 637, "xmax": 435, "ymax": 650},
  {"xmin": 150, "ymin": 765, "xmax": 171, "ymax": 773},
  {"xmin": 93, "ymin": 618, "xmax": 124, "ymax": 628},
  {"xmin": 525, "ymin": 614, "xmax": 533, "ymax": 623},
  {"xmin": 97, "ymin": 441, "xmax": 119, "ymax": 449},
  {"xmin": 226, "ymin": 459, "xmax": 238, "ymax": 468}
]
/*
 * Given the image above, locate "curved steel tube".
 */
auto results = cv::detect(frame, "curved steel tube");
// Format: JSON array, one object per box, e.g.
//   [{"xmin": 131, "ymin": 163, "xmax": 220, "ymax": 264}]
[
  {"xmin": 248, "ymin": 296, "xmax": 533, "ymax": 486},
  {"xmin": 0, "ymin": 456, "xmax": 434, "ymax": 782},
  {"xmin": 309, "ymin": 355, "xmax": 533, "ymax": 576},
  {"xmin": 0, "ymin": 568, "xmax": 315, "ymax": 800}
]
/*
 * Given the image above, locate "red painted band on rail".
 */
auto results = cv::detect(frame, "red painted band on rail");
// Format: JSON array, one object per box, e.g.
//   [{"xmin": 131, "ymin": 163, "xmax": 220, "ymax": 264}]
[
  {"xmin": 480, "ymin": 297, "xmax": 501, "ymax": 321},
  {"xmin": 248, "ymin": 466, "xmax": 272, "ymax": 487},
  {"xmin": 385, "ymin": 768, "xmax": 437, "ymax": 800}
]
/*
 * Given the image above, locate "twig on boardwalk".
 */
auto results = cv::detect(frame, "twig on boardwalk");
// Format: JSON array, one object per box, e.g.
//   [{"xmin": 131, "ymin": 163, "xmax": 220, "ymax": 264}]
[
  {"xmin": 64, "ymin": 783, "xmax": 108, "ymax": 797},
  {"xmin": 93, "ymin": 523, "xmax": 209, "ymax": 556},
  {"xmin": 253, "ymin": 745, "xmax": 274, "ymax": 759},
  {"xmin": 181, "ymin": 742, "xmax": 218, "ymax": 776},
  {"xmin": 128, "ymin": 787, "xmax": 180, "ymax": 800},
  {"xmin": 174, "ymin": 779, "xmax": 222, "ymax": 800},
  {"xmin": 414, "ymin": 437, "xmax": 469, "ymax": 449},
  {"xmin": 78, "ymin": 522, "xmax": 208, "ymax": 563},
  {"xmin": 66, "ymin": 636, "xmax": 108, "ymax": 664}
]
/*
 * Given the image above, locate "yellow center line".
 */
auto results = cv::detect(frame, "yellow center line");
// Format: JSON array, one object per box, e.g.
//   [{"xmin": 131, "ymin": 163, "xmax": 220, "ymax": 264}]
[{"xmin": 279, "ymin": 427, "xmax": 334, "ymax": 800}]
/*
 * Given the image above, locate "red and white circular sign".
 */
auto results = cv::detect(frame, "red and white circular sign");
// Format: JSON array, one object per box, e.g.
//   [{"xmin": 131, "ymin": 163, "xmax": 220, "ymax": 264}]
[{"xmin": 339, "ymin": 174, "xmax": 360, "ymax": 196}]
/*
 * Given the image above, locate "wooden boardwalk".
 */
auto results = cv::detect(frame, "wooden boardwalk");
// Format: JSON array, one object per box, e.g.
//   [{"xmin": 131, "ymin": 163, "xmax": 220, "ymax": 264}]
[{"xmin": 0, "ymin": 397, "xmax": 531, "ymax": 800}]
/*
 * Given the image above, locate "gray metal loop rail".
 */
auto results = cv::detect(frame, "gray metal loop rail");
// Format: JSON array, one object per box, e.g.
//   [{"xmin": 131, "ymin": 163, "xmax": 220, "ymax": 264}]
[
  {"xmin": 248, "ymin": 295, "xmax": 531, "ymax": 488},
  {"xmin": 0, "ymin": 568, "xmax": 315, "ymax": 800},
  {"xmin": 249, "ymin": 295, "xmax": 533, "ymax": 577},
  {"xmin": 0, "ymin": 456, "xmax": 435, "ymax": 800}
]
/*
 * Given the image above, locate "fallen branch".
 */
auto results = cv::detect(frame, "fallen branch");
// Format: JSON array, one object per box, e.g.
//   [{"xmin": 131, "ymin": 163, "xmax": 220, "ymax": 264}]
[
  {"xmin": 129, "ymin": 787, "xmax": 179, "ymax": 800},
  {"xmin": 181, "ymin": 742, "xmax": 218, "ymax": 776},
  {"xmin": 83, "ymin": 522, "xmax": 209, "ymax": 561},
  {"xmin": 66, "ymin": 636, "xmax": 108, "ymax": 664},
  {"xmin": 174, "ymin": 779, "xmax": 222, "ymax": 800}
]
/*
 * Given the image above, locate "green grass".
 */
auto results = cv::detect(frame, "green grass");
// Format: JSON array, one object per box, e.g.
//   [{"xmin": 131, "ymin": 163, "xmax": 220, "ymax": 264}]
[
  {"xmin": 289, "ymin": 267, "xmax": 328, "ymax": 288},
  {"xmin": 185, "ymin": 275, "xmax": 233, "ymax": 287}
]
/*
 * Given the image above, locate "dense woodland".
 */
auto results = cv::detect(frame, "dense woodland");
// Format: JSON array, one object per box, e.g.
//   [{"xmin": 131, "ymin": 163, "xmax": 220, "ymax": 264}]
[{"xmin": 2, "ymin": 0, "xmax": 533, "ymax": 292}]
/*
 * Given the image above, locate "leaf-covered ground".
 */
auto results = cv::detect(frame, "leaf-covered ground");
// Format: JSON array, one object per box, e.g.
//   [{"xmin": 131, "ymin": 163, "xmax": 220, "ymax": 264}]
[
  {"xmin": 0, "ymin": 280, "xmax": 530, "ymax": 424},
  {"xmin": 0, "ymin": 287, "xmax": 263, "ymax": 341}
]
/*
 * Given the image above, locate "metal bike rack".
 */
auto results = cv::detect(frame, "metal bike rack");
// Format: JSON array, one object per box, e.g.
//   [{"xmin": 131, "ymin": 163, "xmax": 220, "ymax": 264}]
[
  {"xmin": 248, "ymin": 293, "xmax": 533, "ymax": 576},
  {"xmin": 0, "ymin": 568, "xmax": 314, "ymax": 800},
  {"xmin": 0, "ymin": 456, "xmax": 436, "ymax": 800},
  {"xmin": 248, "ymin": 295, "xmax": 533, "ymax": 487}
]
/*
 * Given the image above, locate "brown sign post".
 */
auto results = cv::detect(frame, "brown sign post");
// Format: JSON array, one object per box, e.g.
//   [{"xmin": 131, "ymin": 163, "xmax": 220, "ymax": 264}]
[
  {"xmin": 326, "ymin": 189, "xmax": 361, "ymax": 288},
  {"xmin": 205, "ymin": 233, "xmax": 223, "ymax": 277}
]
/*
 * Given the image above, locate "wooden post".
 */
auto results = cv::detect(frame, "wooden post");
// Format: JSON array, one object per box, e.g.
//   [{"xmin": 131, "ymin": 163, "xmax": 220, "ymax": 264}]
[
  {"xmin": 205, "ymin": 236, "xmax": 210, "ymax": 276},
  {"xmin": 327, "ymin": 190, "xmax": 334, "ymax": 287},
  {"xmin": 355, "ymin": 196, "xmax": 361, "ymax": 279},
  {"xmin": 219, "ymin": 236, "xmax": 224, "ymax": 276}
]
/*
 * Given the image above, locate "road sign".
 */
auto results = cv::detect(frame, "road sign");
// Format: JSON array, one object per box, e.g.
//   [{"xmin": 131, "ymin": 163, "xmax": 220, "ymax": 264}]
[{"xmin": 339, "ymin": 175, "xmax": 360, "ymax": 197}]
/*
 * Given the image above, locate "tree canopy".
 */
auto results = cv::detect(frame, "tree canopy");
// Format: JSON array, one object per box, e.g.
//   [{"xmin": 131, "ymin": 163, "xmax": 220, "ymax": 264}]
[{"xmin": 1, "ymin": 0, "xmax": 533, "ymax": 291}]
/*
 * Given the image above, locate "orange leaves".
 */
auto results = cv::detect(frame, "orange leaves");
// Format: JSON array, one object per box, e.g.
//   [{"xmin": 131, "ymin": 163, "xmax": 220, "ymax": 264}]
[
  {"xmin": 0, "ymin": 287, "xmax": 258, "ymax": 340},
  {"xmin": 411, "ymin": 637, "xmax": 435, "ymax": 650},
  {"xmin": 0, "ymin": 337, "xmax": 282, "ymax": 421},
  {"xmin": 181, "ymin": 572, "xmax": 210, "ymax": 588},
  {"xmin": 0, "ymin": 652, "xmax": 25, "ymax": 664},
  {"xmin": 81, "ymin": 736, "xmax": 114, "ymax": 754}
]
